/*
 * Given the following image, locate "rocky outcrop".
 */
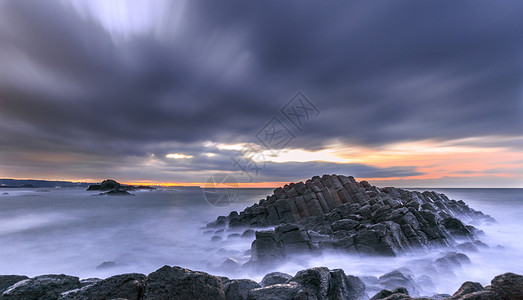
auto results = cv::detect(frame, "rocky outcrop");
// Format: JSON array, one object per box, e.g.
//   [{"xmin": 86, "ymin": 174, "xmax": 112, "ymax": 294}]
[
  {"xmin": 208, "ymin": 175, "xmax": 495, "ymax": 263},
  {"xmin": 0, "ymin": 267, "xmax": 520, "ymax": 300},
  {"xmin": 87, "ymin": 179, "xmax": 139, "ymax": 195}
]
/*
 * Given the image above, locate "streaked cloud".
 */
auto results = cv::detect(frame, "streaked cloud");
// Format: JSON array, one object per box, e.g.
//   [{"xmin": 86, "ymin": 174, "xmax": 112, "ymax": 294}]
[{"xmin": 0, "ymin": 0, "xmax": 521, "ymax": 187}]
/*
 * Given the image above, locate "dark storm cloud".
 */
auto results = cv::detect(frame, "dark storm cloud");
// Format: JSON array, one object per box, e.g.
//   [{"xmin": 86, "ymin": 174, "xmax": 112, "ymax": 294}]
[{"xmin": 0, "ymin": 0, "xmax": 522, "ymax": 181}]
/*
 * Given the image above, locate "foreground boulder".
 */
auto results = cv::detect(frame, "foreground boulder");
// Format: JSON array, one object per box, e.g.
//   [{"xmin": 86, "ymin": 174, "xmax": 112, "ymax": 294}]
[
  {"xmin": 224, "ymin": 279, "xmax": 260, "ymax": 300},
  {"xmin": 143, "ymin": 265, "xmax": 225, "ymax": 300},
  {"xmin": 260, "ymin": 272, "xmax": 292, "ymax": 287},
  {"xmin": 59, "ymin": 273, "xmax": 145, "ymax": 300},
  {"xmin": 0, "ymin": 267, "xmax": 519, "ymax": 300},
  {"xmin": 209, "ymin": 175, "xmax": 495, "ymax": 263},
  {"xmin": 2, "ymin": 274, "xmax": 80, "ymax": 299},
  {"xmin": 248, "ymin": 267, "xmax": 366, "ymax": 300}
]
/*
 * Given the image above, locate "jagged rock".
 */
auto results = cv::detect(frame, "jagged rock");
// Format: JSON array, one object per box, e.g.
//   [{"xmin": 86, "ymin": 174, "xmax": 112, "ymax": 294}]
[
  {"xmin": 2, "ymin": 274, "xmax": 80, "ymax": 300},
  {"xmin": 101, "ymin": 179, "xmax": 121, "ymax": 190},
  {"xmin": 260, "ymin": 272, "xmax": 292, "ymax": 287},
  {"xmin": 251, "ymin": 230, "xmax": 284, "ymax": 267},
  {"xmin": 224, "ymin": 279, "xmax": 260, "ymax": 300},
  {"xmin": 143, "ymin": 265, "xmax": 225, "ymax": 300},
  {"xmin": 289, "ymin": 267, "xmax": 331, "ymax": 299},
  {"xmin": 442, "ymin": 218, "xmax": 473, "ymax": 239},
  {"xmin": 210, "ymin": 175, "xmax": 493, "ymax": 262},
  {"xmin": 490, "ymin": 272, "xmax": 523, "ymax": 300},
  {"xmin": 370, "ymin": 287, "xmax": 409, "ymax": 300},
  {"xmin": 328, "ymin": 269, "xmax": 366, "ymax": 300},
  {"xmin": 449, "ymin": 281, "xmax": 484, "ymax": 299},
  {"xmin": 0, "ymin": 275, "xmax": 29, "ymax": 294},
  {"xmin": 59, "ymin": 273, "xmax": 145, "ymax": 300}
]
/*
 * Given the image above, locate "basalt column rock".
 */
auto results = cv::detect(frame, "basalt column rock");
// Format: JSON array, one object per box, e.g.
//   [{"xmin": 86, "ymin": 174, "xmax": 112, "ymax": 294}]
[{"xmin": 209, "ymin": 174, "xmax": 495, "ymax": 263}]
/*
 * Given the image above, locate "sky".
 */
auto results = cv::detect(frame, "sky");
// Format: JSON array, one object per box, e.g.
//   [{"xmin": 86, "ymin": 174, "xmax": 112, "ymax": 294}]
[{"xmin": 0, "ymin": 0, "xmax": 522, "ymax": 188}]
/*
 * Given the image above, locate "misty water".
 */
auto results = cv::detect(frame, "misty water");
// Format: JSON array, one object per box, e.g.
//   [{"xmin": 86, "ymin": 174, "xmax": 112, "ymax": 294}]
[{"xmin": 0, "ymin": 187, "xmax": 521, "ymax": 296}]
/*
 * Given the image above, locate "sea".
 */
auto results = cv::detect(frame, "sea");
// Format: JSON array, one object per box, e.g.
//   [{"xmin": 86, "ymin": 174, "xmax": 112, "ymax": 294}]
[{"xmin": 0, "ymin": 187, "xmax": 521, "ymax": 296}]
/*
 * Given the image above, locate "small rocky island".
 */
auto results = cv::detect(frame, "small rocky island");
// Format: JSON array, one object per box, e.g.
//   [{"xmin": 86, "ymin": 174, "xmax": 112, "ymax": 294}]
[{"xmin": 87, "ymin": 179, "xmax": 155, "ymax": 196}]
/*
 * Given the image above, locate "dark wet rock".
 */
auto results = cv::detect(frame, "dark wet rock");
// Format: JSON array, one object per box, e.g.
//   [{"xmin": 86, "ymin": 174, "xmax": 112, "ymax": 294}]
[
  {"xmin": 0, "ymin": 275, "xmax": 29, "ymax": 294},
  {"xmin": 212, "ymin": 236, "xmax": 222, "ymax": 242},
  {"xmin": 247, "ymin": 282, "xmax": 300, "ymax": 300},
  {"xmin": 143, "ymin": 265, "xmax": 225, "ymax": 300},
  {"xmin": 210, "ymin": 175, "xmax": 493, "ymax": 262},
  {"xmin": 370, "ymin": 287, "xmax": 409, "ymax": 300},
  {"xmin": 442, "ymin": 218, "xmax": 473, "ymax": 239},
  {"xmin": 59, "ymin": 273, "xmax": 145, "ymax": 300},
  {"xmin": 87, "ymin": 184, "xmax": 102, "ymax": 191},
  {"xmin": 101, "ymin": 179, "xmax": 121, "ymax": 190},
  {"xmin": 250, "ymin": 230, "xmax": 284, "ymax": 267},
  {"xmin": 370, "ymin": 289, "xmax": 393, "ymax": 300},
  {"xmin": 2, "ymin": 274, "xmax": 80, "ymax": 300},
  {"xmin": 289, "ymin": 267, "xmax": 331, "ymax": 299},
  {"xmin": 490, "ymin": 272, "xmax": 523, "ymax": 300},
  {"xmin": 260, "ymin": 272, "xmax": 292, "ymax": 287},
  {"xmin": 457, "ymin": 290, "xmax": 501, "ymax": 299},
  {"xmin": 329, "ymin": 269, "xmax": 366, "ymax": 300},
  {"xmin": 449, "ymin": 281, "xmax": 484, "ymax": 299},
  {"xmin": 224, "ymin": 279, "xmax": 260, "ymax": 300},
  {"xmin": 88, "ymin": 180, "xmax": 137, "ymax": 195}
]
